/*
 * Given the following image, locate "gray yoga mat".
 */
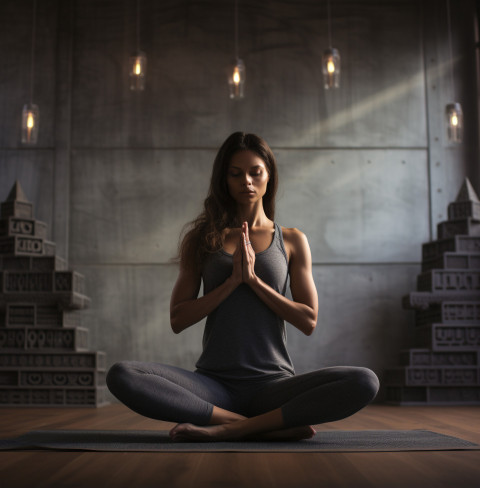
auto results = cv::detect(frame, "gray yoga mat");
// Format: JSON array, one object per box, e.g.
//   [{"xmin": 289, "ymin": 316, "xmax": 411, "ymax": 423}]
[{"xmin": 0, "ymin": 429, "xmax": 478, "ymax": 452}]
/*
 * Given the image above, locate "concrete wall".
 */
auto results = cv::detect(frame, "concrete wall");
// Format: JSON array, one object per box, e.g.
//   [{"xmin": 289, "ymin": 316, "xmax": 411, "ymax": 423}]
[{"xmin": 0, "ymin": 0, "xmax": 478, "ymax": 400}]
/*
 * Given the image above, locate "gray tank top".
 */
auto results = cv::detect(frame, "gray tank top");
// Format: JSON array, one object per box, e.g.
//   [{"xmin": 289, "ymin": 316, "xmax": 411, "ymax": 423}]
[{"xmin": 196, "ymin": 223, "xmax": 295, "ymax": 381}]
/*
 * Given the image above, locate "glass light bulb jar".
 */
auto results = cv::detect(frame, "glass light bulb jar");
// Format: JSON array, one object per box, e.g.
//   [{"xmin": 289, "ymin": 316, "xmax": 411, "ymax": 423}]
[
  {"xmin": 446, "ymin": 102, "xmax": 463, "ymax": 143},
  {"xmin": 322, "ymin": 48, "xmax": 341, "ymax": 89},
  {"xmin": 21, "ymin": 103, "xmax": 39, "ymax": 145},
  {"xmin": 130, "ymin": 51, "xmax": 147, "ymax": 91},
  {"xmin": 228, "ymin": 59, "xmax": 245, "ymax": 100}
]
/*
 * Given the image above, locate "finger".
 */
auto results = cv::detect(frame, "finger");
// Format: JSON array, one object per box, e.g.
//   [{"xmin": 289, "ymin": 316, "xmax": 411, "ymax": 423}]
[
  {"xmin": 244, "ymin": 222, "xmax": 249, "ymax": 242},
  {"xmin": 243, "ymin": 234, "xmax": 252, "ymax": 264}
]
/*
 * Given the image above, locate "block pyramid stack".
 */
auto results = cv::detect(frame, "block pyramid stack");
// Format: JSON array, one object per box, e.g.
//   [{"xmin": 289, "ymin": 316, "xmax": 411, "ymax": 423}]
[
  {"xmin": 385, "ymin": 178, "xmax": 480, "ymax": 404},
  {"xmin": 0, "ymin": 182, "xmax": 107, "ymax": 407}
]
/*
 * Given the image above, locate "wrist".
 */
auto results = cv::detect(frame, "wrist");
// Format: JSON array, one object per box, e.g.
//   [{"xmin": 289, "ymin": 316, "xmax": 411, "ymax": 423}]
[
  {"xmin": 246, "ymin": 273, "xmax": 259, "ymax": 287},
  {"xmin": 227, "ymin": 275, "xmax": 242, "ymax": 290}
]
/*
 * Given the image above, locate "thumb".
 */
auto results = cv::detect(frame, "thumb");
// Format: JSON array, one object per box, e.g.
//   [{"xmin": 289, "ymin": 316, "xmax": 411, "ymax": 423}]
[{"xmin": 244, "ymin": 222, "xmax": 250, "ymax": 242}]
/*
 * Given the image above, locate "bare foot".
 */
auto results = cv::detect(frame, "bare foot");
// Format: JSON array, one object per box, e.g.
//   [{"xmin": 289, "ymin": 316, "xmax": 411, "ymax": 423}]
[
  {"xmin": 169, "ymin": 423, "xmax": 316, "ymax": 442},
  {"xmin": 169, "ymin": 423, "xmax": 227, "ymax": 442}
]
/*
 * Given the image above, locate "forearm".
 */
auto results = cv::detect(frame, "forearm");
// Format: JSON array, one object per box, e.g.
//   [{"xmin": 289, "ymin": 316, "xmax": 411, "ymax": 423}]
[
  {"xmin": 248, "ymin": 275, "xmax": 317, "ymax": 335},
  {"xmin": 170, "ymin": 276, "xmax": 239, "ymax": 334}
]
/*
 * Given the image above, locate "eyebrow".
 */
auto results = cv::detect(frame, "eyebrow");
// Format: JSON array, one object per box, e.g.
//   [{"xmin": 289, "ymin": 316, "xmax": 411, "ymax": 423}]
[{"xmin": 229, "ymin": 165, "xmax": 264, "ymax": 170}]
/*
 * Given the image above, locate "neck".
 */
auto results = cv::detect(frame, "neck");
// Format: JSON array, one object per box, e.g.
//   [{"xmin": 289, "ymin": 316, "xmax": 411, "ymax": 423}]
[{"xmin": 235, "ymin": 201, "xmax": 271, "ymax": 228}]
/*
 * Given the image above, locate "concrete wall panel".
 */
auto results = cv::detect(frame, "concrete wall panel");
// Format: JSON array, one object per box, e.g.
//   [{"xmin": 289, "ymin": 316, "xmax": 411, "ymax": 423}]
[
  {"xmin": 77, "ymin": 264, "xmax": 204, "ymax": 374},
  {"xmin": 71, "ymin": 0, "xmax": 426, "ymax": 149},
  {"xmin": 70, "ymin": 149, "xmax": 214, "ymax": 263},
  {"xmin": 276, "ymin": 149, "xmax": 430, "ymax": 263}
]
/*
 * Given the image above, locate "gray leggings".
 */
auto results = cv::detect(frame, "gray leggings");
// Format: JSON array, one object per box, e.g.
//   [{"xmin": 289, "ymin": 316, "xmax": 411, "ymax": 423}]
[{"xmin": 106, "ymin": 362, "xmax": 379, "ymax": 428}]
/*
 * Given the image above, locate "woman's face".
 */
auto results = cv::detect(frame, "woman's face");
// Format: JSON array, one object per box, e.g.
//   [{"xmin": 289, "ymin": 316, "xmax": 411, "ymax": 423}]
[{"xmin": 227, "ymin": 150, "xmax": 270, "ymax": 205}]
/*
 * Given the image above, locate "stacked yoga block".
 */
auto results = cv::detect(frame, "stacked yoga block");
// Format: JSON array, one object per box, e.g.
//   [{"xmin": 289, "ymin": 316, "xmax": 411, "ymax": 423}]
[
  {"xmin": 386, "ymin": 179, "xmax": 480, "ymax": 404},
  {"xmin": 0, "ymin": 182, "xmax": 107, "ymax": 407}
]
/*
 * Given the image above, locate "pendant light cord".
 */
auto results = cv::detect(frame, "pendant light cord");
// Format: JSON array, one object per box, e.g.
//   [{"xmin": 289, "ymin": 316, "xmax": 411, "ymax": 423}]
[
  {"xmin": 234, "ymin": 0, "xmax": 239, "ymax": 61},
  {"xmin": 30, "ymin": 0, "xmax": 37, "ymax": 104},
  {"xmin": 327, "ymin": 0, "xmax": 332, "ymax": 48},
  {"xmin": 136, "ymin": 0, "xmax": 140, "ymax": 52},
  {"xmin": 446, "ymin": 0, "xmax": 456, "ymax": 96}
]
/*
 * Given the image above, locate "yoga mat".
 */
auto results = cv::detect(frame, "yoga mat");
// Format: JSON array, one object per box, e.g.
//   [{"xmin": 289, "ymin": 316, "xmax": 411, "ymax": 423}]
[{"xmin": 0, "ymin": 429, "xmax": 478, "ymax": 452}]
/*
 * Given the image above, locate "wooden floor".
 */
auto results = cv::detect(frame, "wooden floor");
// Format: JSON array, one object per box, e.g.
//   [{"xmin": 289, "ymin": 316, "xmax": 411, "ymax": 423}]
[{"xmin": 0, "ymin": 404, "xmax": 479, "ymax": 488}]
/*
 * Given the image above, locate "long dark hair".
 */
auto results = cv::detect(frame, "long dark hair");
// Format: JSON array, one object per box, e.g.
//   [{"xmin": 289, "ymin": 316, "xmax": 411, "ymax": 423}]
[{"xmin": 177, "ymin": 132, "xmax": 279, "ymax": 271}]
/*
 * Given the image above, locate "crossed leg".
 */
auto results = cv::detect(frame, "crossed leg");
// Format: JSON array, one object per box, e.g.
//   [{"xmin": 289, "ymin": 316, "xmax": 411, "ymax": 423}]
[
  {"xmin": 107, "ymin": 362, "xmax": 379, "ymax": 442},
  {"xmin": 106, "ymin": 361, "xmax": 238, "ymax": 426},
  {"xmin": 170, "ymin": 366, "xmax": 379, "ymax": 441}
]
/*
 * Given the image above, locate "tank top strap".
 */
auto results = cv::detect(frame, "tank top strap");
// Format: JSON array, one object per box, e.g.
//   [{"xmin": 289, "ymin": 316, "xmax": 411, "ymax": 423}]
[{"xmin": 274, "ymin": 223, "xmax": 288, "ymax": 264}]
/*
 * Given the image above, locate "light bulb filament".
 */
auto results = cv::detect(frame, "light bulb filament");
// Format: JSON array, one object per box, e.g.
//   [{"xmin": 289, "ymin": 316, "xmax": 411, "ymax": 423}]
[
  {"xmin": 135, "ymin": 59, "xmax": 142, "ymax": 75},
  {"xmin": 450, "ymin": 114, "xmax": 458, "ymax": 127},
  {"xmin": 233, "ymin": 68, "xmax": 240, "ymax": 85},
  {"xmin": 229, "ymin": 59, "xmax": 245, "ymax": 99},
  {"xmin": 27, "ymin": 112, "xmax": 34, "ymax": 129},
  {"xmin": 327, "ymin": 59, "xmax": 335, "ymax": 74}
]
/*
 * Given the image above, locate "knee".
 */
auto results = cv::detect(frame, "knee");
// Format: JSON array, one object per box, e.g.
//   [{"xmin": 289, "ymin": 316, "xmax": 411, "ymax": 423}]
[
  {"xmin": 106, "ymin": 361, "xmax": 138, "ymax": 395},
  {"xmin": 351, "ymin": 367, "xmax": 380, "ymax": 404}
]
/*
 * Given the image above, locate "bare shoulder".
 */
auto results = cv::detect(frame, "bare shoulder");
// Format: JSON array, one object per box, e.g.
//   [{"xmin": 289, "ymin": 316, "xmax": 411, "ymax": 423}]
[
  {"xmin": 281, "ymin": 226, "xmax": 307, "ymax": 243},
  {"xmin": 281, "ymin": 227, "xmax": 310, "ymax": 261}
]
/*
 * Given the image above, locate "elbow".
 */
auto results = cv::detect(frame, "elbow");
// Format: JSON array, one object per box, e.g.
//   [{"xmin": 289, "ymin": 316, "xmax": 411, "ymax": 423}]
[
  {"xmin": 302, "ymin": 311, "xmax": 317, "ymax": 336},
  {"xmin": 170, "ymin": 311, "xmax": 182, "ymax": 334},
  {"xmin": 170, "ymin": 320, "xmax": 179, "ymax": 334},
  {"xmin": 293, "ymin": 303, "xmax": 318, "ymax": 336},
  {"xmin": 170, "ymin": 303, "xmax": 195, "ymax": 334},
  {"xmin": 170, "ymin": 310, "xmax": 193, "ymax": 335},
  {"xmin": 303, "ymin": 320, "xmax": 316, "ymax": 336}
]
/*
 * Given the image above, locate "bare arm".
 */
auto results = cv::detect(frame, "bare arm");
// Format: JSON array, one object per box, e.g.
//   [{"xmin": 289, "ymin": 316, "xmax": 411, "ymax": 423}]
[{"xmin": 243, "ymin": 225, "xmax": 318, "ymax": 336}]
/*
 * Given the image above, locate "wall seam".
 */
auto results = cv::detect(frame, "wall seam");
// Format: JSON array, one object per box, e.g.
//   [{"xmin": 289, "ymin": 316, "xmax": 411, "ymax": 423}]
[{"xmin": 420, "ymin": 0, "xmax": 434, "ymax": 242}]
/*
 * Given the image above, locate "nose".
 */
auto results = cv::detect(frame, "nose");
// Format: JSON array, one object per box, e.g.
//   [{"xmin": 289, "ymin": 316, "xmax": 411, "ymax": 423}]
[{"xmin": 243, "ymin": 173, "xmax": 253, "ymax": 186}]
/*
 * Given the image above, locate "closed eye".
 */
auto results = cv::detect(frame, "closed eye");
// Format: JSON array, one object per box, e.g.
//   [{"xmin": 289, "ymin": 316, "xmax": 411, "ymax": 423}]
[{"xmin": 229, "ymin": 171, "xmax": 262, "ymax": 177}]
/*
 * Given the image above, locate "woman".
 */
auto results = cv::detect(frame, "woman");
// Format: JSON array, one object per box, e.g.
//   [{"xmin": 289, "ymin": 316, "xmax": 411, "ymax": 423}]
[{"xmin": 107, "ymin": 132, "xmax": 379, "ymax": 442}]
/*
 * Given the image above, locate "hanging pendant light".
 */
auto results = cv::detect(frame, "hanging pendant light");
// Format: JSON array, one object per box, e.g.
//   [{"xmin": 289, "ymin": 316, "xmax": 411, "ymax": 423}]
[
  {"xmin": 229, "ymin": 59, "xmax": 245, "ymax": 99},
  {"xmin": 228, "ymin": 0, "xmax": 245, "ymax": 100},
  {"xmin": 322, "ymin": 0, "xmax": 340, "ymax": 89},
  {"xmin": 445, "ymin": 0, "xmax": 463, "ymax": 143},
  {"xmin": 446, "ymin": 102, "xmax": 463, "ymax": 143},
  {"xmin": 130, "ymin": 0, "xmax": 146, "ymax": 91},
  {"xmin": 130, "ymin": 51, "xmax": 147, "ymax": 90},
  {"xmin": 21, "ymin": 0, "xmax": 39, "ymax": 145},
  {"xmin": 322, "ymin": 48, "xmax": 340, "ymax": 89},
  {"xmin": 21, "ymin": 103, "xmax": 39, "ymax": 145}
]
